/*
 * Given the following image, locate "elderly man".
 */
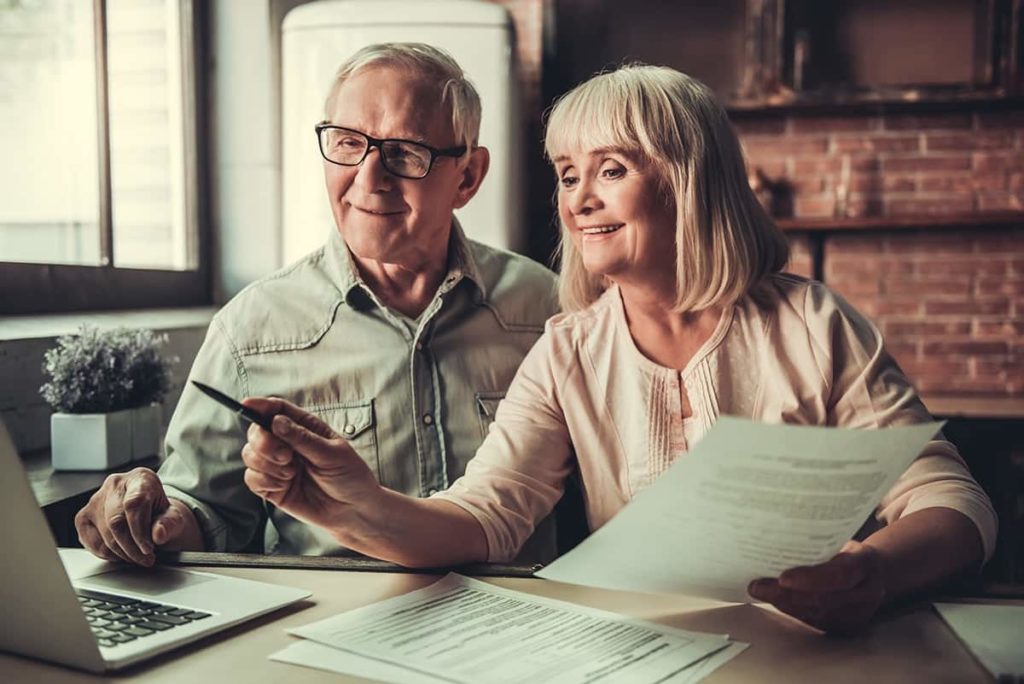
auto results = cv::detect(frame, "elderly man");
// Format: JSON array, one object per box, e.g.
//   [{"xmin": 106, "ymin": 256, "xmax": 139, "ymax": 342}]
[{"xmin": 74, "ymin": 43, "xmax": 559, "ymax": 565}]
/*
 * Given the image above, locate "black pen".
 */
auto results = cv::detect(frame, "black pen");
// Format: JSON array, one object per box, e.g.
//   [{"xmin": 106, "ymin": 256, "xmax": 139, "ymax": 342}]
[{"xmin": 190, "ymin": 380, "xmax": 275, "ymax": 431}]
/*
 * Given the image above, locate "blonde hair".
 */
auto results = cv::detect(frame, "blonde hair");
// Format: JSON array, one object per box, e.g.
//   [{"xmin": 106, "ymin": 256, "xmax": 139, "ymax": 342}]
[
  {"xmin": 324, "ymin": 43, "xmax": 481, "ymax": 152},
  {"xmin": 545, "ymin": 65, "xmax": 789, "ymax": 313}
]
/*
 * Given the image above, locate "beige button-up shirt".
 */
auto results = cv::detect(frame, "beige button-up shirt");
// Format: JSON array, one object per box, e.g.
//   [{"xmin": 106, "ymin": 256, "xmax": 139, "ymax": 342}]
[
  {"xmin": 436, "ymin": 274, "xmax": 998, "ymax": 562},
  {"xmin": 159, "ymin": 221, "xmax": 559, "ymax": 557}
]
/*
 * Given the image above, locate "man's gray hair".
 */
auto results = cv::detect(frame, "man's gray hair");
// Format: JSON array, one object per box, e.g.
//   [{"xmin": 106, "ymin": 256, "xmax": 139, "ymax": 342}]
[{"xmin": 324, "ymin": 42, "xmax": 482, "ymax": 152}]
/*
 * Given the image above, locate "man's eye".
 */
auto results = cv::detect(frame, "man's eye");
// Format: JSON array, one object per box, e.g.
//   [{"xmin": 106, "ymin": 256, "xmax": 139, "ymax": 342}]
[{"xmin": 339, "ymin": 137, "xmax": 363, "ymax": 149}]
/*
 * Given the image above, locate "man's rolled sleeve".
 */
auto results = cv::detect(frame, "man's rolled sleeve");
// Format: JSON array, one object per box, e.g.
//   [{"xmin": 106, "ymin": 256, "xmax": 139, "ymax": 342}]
[{"xmin": 158, "ymin": 318, "xmax": 267, "ymax": 553}]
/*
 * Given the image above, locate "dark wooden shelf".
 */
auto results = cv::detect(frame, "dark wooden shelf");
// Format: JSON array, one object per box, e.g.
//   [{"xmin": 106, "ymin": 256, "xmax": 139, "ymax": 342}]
[{"xmin": 777, "ymin": 212, "xmax": 1024, "ymax": 233}]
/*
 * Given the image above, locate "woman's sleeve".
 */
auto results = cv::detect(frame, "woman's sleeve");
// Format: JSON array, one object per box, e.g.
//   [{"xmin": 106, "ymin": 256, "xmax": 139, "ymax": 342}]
[
  {"xmin": 804, "ymin": 282, "xmax": 998, "ymax": 561},
  {"xmin": 432, "ymin": 322, "xmax": 577, "ymax": 562}
]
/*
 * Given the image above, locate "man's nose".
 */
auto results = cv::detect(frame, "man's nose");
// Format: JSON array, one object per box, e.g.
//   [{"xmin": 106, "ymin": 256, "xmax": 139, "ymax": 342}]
[{"xmin": 353, "ymin": 146, "xmax": 392, "ymax": 191}]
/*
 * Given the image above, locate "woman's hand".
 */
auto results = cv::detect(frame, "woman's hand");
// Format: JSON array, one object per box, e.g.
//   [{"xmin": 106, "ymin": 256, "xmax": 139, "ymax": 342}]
[
  {"xmin": 747, "ymin": 541, "xmax": 887, "ymax": 634},
  {"xmin": 240, "ymin": 397, "xmax": 383, "ymax": 538}
]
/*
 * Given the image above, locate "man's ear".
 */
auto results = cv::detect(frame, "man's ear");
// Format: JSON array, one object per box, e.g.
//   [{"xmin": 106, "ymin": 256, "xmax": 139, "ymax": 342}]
[{"xmin": 453, "ymin": 146, "xmax": 490, "ymax": 209}]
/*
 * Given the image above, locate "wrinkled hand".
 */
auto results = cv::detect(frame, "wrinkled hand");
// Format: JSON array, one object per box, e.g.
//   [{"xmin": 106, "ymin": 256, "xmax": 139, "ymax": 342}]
[
  {"xmin": 75, "ymin": 468, "xmax": 192, "ymax": 566},
  {"xmin": 747, "ymin": 541, "xmax": 887, "ymax": 634},
  {"xmin": 241, "ymin": 397, "xmax": 381, "ymax": 534}
]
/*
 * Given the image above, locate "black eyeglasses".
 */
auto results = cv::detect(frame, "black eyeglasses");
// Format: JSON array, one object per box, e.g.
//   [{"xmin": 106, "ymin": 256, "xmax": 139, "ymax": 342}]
[{"xmin": 315, "ymin": 123, "xmax": 467, "ymax": 180}]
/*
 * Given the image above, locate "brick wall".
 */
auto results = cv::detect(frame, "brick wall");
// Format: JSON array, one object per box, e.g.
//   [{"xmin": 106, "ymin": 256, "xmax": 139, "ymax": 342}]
[{"xmin": 736, "ymin": 109, "xmax": 1024, "ymax": 399}]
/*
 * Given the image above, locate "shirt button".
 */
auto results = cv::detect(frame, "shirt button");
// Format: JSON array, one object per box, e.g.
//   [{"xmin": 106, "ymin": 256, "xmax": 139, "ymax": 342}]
[
  {"xmin": 343, "ymin": 424, "xmax": 356, "ymax": 436},
  {"xmin": 415, "ymin": 341, "xmax": 423, "ymax": 351},
  {"xmin": 422, "ymin": 413, "xmax": 434, "ymax": 426},
  {"xmin": 427, "ymin": 488, "xmax": 439, "ymax": 496}
]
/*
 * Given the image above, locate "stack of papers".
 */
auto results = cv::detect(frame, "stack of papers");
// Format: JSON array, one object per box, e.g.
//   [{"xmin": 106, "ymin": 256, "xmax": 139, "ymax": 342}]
[{"xmin": 271, "ymin": 574, "xmax": 747, "ymax": 683}]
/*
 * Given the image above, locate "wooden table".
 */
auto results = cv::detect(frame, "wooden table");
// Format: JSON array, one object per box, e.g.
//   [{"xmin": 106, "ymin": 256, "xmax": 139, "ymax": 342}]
[{"xmin": 0, "ymin": 562, "xmax": 996, "ymax": 683}]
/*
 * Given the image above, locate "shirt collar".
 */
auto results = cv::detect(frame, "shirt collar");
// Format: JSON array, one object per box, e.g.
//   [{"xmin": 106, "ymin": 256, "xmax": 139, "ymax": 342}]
[{"xmin": 323, "ymin": 216, "xmax": 487, "ymax": 306}]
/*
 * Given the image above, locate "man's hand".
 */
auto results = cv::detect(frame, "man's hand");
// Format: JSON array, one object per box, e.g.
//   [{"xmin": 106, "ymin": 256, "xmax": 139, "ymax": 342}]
[
  {"xmin": 747, "ymin": 541, "xmax": 887, "ymax": 634},
  {"xmin": 241, "ymin": 397, "xmax": 382, "ymax": 536},
  {"xmin": 75, "ymin": 469, "xmax": 200, "ymax": 566}
]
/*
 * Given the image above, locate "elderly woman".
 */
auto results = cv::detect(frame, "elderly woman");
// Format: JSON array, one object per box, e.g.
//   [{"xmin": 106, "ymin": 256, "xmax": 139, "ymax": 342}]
[{"xmin": 240, "ymin": 65, "xmax": 996, "ymax": 633}]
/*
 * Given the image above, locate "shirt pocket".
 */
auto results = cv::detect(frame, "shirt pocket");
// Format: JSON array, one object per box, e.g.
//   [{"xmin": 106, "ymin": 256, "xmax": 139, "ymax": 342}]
[
  {"xmin": 306, "ymin": 399, "xmax": 381, "ymax": 481},
  {"xmin": 475, "ymin": 391, "xmax": 506, "ymax": 441}
]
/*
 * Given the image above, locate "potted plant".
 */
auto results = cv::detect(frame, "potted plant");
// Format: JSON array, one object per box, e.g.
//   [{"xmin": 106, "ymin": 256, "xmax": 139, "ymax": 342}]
[{"xmin": 40, "ymin": 325, "xmax": 176, "ymax": 471}]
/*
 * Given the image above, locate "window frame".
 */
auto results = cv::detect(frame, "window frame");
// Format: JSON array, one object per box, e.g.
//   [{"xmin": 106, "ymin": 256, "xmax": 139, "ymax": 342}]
[{"xmin": 0, "ymin": 0, "xmax": 211, "ymax": 315}]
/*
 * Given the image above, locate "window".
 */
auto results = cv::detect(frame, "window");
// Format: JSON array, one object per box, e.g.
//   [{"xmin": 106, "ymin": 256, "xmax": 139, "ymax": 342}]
[{"xmin": 0, "ymin": 0, "xmax": 208, "ymax": 314}]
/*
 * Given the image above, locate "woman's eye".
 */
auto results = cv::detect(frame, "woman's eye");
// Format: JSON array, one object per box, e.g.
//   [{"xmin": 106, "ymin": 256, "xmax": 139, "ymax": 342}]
[
  {"xmin": 601, "ymin": 165, "xmax": 626, "ymax": 179},
  {"xmin": 560, "ymin": 175, "xmax": 578, "ymax": 188}
]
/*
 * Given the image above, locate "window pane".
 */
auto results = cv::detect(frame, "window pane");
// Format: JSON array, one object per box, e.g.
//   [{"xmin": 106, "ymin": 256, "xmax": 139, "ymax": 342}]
[
  {"xmin": 0, "ymin": 1, "xmax": 101, "ymax": 266},
  {"xmin": 107, "ymin": 0, "xmax": 189, "ymax": 270}
]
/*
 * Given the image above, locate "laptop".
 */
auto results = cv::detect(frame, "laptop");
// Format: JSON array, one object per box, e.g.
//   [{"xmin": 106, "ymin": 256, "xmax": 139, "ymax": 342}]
[{"xmin": 0, "ymin": 420, "xmax": 311, "ymax": 672}]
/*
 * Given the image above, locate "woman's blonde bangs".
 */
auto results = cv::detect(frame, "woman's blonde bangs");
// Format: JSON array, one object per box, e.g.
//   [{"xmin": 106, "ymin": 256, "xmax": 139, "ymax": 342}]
[{"xmin": 545, "ymin": 73, "xmax": 644, "ymax": 161}]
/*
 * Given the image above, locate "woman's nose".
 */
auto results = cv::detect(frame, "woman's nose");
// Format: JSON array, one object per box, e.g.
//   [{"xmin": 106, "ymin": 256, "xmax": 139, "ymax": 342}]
[{"xmin": 568, "ymin": 180, "xmax": 600, "ymax": 216}]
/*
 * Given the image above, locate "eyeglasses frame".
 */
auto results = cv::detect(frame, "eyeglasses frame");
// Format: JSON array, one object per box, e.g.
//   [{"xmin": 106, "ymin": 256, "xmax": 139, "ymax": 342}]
[{"xmin": 314, "ymin": 122, "xmax": 467, "ymax": 179}]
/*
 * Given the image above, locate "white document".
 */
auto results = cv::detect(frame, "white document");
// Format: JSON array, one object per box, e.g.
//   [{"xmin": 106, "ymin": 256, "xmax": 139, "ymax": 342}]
[
  {"xmin": 285, "ymin": 573, "xmax": 737, "ymax": 684},
  {"xmin": 272, "ymin": 638, "xmax": 748, "ymax": 684},
  {"xmin": 537, "ymin": 417, "xmax": 943, "ymax": 602},
  {"xmin": 934, "ymin": 602, "xmax": 1024, "ymax": 679}
]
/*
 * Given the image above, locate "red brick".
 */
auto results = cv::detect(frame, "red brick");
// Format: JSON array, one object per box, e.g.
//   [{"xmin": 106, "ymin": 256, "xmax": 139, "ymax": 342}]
[
  {"xmin": 833, "ymin": 135, "xmax": 921, "ymax": 154},
  {"xmin": 743, "ymin": 137, "xmax": 830, "ymax": 156},
  {"xmin": 875, "ymin": 298, "xmax": 925, "ymax": 316},
  {"xmin": 925, "ymin": 299, "xmax": 1012, "ymax": 316},
  {"xmin": 976, "ymin": 277, "xmax": 1024, "ymax": 297},
  {"xmin": 795, "ymin": 196, "xmax": 836, "ymax": 218},
  {"xmin": 790, "ymin": 176, "xmax": 829, "ymax": 194},
  {"xmin": 792, "ymin": 115, "xmax": 879, "ymax": 134},
  {"xmin": 883, "ymin": 113, "xmax": 973, "ymax": 130},
  {"xmin": 843, "ymin": 196, "xmax": 884, "ymax": 218},
  {"xmin": 897, "ymin": 359, "xmax": 970, "ymax": 379},
  {"xmin": 975, "ymin": 320, "xmax": 1024, "ymax": 336},
  {"xmin": 917, "ymin": 378, "xmax": 1014, "ymax": 395},
  {"xmin": 972, "ymin": 153, "xmax": 1024, "ymax": 172},
  {"xmin": 973, "ymin": 231, "xmax": 1024, "ymax": 253},
  {"xmin": 917, "ymin": 259, "xmax": 1010, "ymax": 277},
  {"xmin": 886, "ymin": 234, "xmax": 975, "ymax": 255},
  {"xmin": 884, "ymin": 278, "xmax": 972, "ymax": 297},
  {"xmin": 883, "ymin": 156, "xmax": 972, "ymax": 173},
  {"xmin": 925, "ymin": 132, "xmax": 1015, "ymax": 152},
  {"xmin": 825, "ymin": 236, "xmax": 886, "ymax": 255},
  {"xmin": 923, "ymin": 340, "xmax": 1011, "ymax": 356},
  {"xmin": 847, "ymin": 174, "xmax": 913, "ymax": 193},
  {"xmin": 918, "ymin": 176, "xmax": 975, "ymax": 193},
  {"xmin": 793, "ymin": 157, "xmax": 879, "ymax": 175},
  {"xmin": 733, "ymin": 116, "xmax": 788, "ymax": 135},
  {"xmin": 883, "ymin": 341, "xmax": 921, "ymax": 361},
  {"xmin": 830, "ymin": 278, "xmax": 881, "ymax": 297},
  {"xmin": 975, "ymin": 358, "xmax": 1023, "ymax": 377},
  {"xmin": 978, "ymin": 194, "xmax": 1024, "ymax": 211},
  {"xmin": 889, "ymin": 197, "xmax": 976, "ymax": 215},
  {"xmin": 746, "ymin": 158, "xmax": 788, "ymax": 179},
  {"xmin": 885, "ymin": 320, "xmax": 972, "ymax": 337}
]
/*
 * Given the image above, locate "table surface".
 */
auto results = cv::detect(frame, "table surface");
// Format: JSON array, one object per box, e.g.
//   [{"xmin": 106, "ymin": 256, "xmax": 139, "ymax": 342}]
[{"xmin": 0, "ymin": 563, "xmax": 1000, "ymax": 683}]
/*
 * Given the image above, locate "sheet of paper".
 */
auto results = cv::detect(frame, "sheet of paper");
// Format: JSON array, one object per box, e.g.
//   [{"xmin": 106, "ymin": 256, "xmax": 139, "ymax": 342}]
[
  {"xmin": 288, "ymin": 573, "xmax": 735, "ymax": 684},
  {"xmin": 537, "ymin": 416, "xmax": 943, "ymax": 602},
  {"xmin": 934, "ymin": 602, "xmax": 1024, "ymax": 679},
  {"xmin": 272, "ymin": 638, "xmax": 748, "ymax": 684}
]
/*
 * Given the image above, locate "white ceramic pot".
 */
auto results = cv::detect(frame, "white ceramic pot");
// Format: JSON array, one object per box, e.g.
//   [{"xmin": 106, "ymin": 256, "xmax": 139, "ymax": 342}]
[
  {"xmin": 50, "ymin": 404, "xmax": 161, "ymax": 471},
  {"xmin": 130, "ymin": 403, "xmax": 161, "ymax": 461}
]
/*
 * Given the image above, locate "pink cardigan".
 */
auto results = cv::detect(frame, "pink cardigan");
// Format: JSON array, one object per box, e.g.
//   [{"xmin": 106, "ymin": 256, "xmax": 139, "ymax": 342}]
[{"xmin": 434, "ymin": 274, "xmax": 998, "ymax": 563}]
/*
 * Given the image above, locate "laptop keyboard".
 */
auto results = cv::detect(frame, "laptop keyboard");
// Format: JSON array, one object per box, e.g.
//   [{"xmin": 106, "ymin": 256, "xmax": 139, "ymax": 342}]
[{"xmin": 76, "ymin": 588, "xmax": 212, "ymax": 648}]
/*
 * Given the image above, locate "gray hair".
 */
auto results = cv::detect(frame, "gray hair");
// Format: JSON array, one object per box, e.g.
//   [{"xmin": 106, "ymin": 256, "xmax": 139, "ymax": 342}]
[
  {"xmin": 324, "ymin": 42, "xmax": 482, "ymax": 152},
  {"xmin": 545, "ymin": 64, "xmax": 789, "ymax": 313}
]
